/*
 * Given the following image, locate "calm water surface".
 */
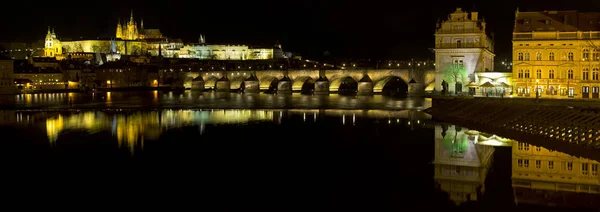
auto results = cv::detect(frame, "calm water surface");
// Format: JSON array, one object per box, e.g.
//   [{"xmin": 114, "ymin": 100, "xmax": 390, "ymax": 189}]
[
  {"xmin": 2, "ymin": 108, "xmax": 598, "ymax": 210},
  {"xmin": 0, "ymin": 91, "xmax": 430, "ymax": 110}
]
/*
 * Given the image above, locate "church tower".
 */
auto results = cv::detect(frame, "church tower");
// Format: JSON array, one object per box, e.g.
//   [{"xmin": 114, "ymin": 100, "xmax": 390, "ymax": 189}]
[
  {"xmin": 44, "ymin": 27, "xmax": 62, "ymax": 58},
  {"xmin": 116, "ymin": 19, "xmax": 123, "ymax": 39},
  {"xmin": 434, "ymin": 8, "xmax": 495, "ymax": 94}
]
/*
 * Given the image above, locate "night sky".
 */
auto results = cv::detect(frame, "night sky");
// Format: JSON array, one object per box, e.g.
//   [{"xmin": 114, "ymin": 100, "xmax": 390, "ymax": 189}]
[{"xmin": 1, "ymin": 0, "xmax": 598, "ymax": 60}]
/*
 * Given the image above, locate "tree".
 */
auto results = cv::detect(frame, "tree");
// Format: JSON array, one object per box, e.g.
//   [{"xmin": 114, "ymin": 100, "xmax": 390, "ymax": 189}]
[{"xmin": 444, "ymin": 65, "xmax": 468, "ymax": 94}]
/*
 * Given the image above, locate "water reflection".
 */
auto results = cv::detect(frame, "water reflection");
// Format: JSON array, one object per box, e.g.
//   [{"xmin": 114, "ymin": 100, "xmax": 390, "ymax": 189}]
[
  {"xmin": 4, "ymin": 109, "xmax": 599, "ymax": 209},
  {"xmin": 511, "ymin": 141, "xmax": 600, "ymax": 207},
  {"xmin": 28, "ymin": 109, "xmax": 430, "ymax": 153},
  {"xmin": 2, "ymin": 91, "xmax": 432, "ymax": 110},
  {"xmin": 433, "ymin": 125, "xmax": 495, "ymax": 204}
]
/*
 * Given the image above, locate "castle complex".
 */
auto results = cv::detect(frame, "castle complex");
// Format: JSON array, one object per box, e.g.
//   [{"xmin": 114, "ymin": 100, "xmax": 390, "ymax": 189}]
[{"xmin": 41, "ymin": 11, "xmax": 285, "ymax": 61}]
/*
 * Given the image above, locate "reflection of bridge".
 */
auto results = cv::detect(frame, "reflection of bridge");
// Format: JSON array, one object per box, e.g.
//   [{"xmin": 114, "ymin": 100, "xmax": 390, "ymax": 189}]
[{"xmin": 185, "ymin": 68, "xmax": 435, "ymax": 96}]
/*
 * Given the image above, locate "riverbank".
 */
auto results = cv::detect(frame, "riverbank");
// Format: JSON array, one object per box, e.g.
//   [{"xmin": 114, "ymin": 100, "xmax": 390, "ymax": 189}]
[{"xmin": 425, "ymin": 97, "xmax": 600, "ymax": 161}]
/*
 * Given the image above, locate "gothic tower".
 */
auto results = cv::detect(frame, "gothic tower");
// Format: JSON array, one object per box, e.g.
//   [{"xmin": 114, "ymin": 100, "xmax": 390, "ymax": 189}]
[{"xmin": 116, "ymin": 19, "xmax": 123, "ymax": 39}]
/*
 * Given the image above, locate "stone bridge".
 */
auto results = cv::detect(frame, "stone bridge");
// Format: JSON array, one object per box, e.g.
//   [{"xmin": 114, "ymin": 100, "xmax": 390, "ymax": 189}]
[{"xmin": 183, "ymin": 69, "xmax": 436, "ymax": 96}]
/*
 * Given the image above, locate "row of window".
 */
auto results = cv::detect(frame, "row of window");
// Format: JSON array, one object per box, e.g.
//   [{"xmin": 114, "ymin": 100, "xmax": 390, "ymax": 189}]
[
  {"xmin": 517, "ymin": 50, "xmax": 600, "ymax": 61},
  {"xmin": 517, "ymin": 159, "xmax": 599, "ymax": 176},
  {"xmin": 517, "ymin": 68, "xmax": 600, "ymax": 80}
]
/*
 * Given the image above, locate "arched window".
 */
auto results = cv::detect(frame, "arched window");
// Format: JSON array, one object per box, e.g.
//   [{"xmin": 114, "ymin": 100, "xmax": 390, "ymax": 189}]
[
  {"xmin": 583, "ymin": 49, "xmax": 590, "ymax": 60},
  {"xmin": 568, "ymin": 69, "xmax": 574, "ymax": 79},
  {"xmin": 549, "ymin": 52, "xmax": 555, "ymax": 61},
  {"xmin": 583, "ymin": 68, "xmax": 590, "ymax": 80},
  {"xmin": 594, "ymin": 68, "xmax": 599, "ymax": 80},
  {"xmin": 536, "ymin": 52, "xmax": 542, "ymax": 60},
  {"xmin": 549, "ymin": 70, "xmax": 555, "ymax": 79},
  {"xmin": 536, "ymin": 69, "xmax": 542, "ymax": 78},
  {"xmin": 524, "ymin": 52, "xmax": 530, "ymax": 61},
  {"xmin": 525, "ymin": 69, "xmax": 531, "ymax": 78},
  {"xmin": 593, "ymin": 49, "xmax": 599, "ymax": 61},
  {"xmin": 518, "ymin": 52, "xmax": 524, "ymax": 61},
  {"xmin": 568, "ymin": 52, "xmax": 574, "ymax": 61},
  {"xmin": 518, "ymin": 69, "xmax": 524, "ymax": 78}
]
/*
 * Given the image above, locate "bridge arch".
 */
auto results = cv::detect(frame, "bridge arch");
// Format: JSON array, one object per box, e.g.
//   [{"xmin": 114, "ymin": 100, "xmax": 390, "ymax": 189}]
[
  {"xmin": 260, "ymin": 76, "xmax": 279, "ymax": 91},
  {"xmin": 204, "ymin": 76, "xmax": 219, "ymax": 89},
  {"xmin": 230, "ymin": 77, "xmax": 246, "ymax": 90},
  {"xmin": 330, "ymin": 76, "xmax": 358, "ymax": 94},
  {"xmin": 374, "ymin": 76, "xmax": 408, "ymax": 97},
  {"xmin": 292, "ymin": 76, "xmax": 315, "ymax": 93}
]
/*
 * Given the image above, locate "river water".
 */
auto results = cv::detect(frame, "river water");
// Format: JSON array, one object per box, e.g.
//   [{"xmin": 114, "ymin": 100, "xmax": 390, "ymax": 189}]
[{"xmin": 0, "ymin": 91, "xmax": 598, "ymax": 210}]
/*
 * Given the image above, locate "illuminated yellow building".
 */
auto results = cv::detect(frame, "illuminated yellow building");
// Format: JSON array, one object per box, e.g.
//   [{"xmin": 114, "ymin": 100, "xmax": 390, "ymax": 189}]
[
  {"xmin": 61, "ymin": 39, "xmax": 143, "ymax": 55},
  {"xmin": 512, "ymin": 141, "xmax": 599, "ymax": 200},
  {"xmin": 434, "ymin": 8, "xmax": 496, "ymax": 94},
  {"xmin": 44, "ymin": 27, "xmax": 63, "ymax": 59},
  {"xmin": 513, "ymin": 10, "xmax": 600, "ymax": 99}
]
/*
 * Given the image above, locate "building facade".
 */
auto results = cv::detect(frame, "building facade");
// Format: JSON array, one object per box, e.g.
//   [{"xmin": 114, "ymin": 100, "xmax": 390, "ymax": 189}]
[
  {"xmin": 435, "ymin": 8, "xmax": 496, "ymax": 94},
  {"xmin": 0, "ymin": 57, "xmax": 17, "ymax": 94},
  {"xmin": 512, "ymin": 10, "xmax": 600, "ymax": 99}
]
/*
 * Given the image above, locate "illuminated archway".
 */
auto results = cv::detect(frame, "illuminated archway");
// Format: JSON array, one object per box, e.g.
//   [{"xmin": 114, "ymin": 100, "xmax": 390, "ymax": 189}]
[
  {"xmin": 204, "ymin": 76, "xmax": 218, "ymax": 89},
  {"xmin": 330, "ymin": 76, "xmax": 358, "ymax": 94},
  {"xmin": 293, "ymin": 76, "xmax": 315, "ymax": 94},
  {"xmin": 374, "ymin": 76, "xmax": 408, "ymax": 97},
  {"xmin": 260, "ymin": 76, "xmax": 279, "ymax": 91}
]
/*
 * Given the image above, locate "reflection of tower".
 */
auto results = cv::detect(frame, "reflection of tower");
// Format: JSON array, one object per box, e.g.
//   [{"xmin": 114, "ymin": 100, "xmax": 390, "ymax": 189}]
[{"xmin": 433, "ymin": 124, "xmax": 494, "ymax": 205}]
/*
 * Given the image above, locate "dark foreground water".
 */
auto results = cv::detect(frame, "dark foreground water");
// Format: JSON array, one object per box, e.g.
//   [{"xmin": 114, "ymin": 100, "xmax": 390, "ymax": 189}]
[{"xmin": 1, "ymin": 109, "xmax": 598, "ymax": 211}]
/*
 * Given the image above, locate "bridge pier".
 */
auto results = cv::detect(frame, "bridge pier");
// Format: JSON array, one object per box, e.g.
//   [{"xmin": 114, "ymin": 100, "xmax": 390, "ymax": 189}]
[
  {"xmin": 277, "ymin": 76, "xmax": 292, "ymax": 94},
  {"xmin": 357, "ymin": 74, "xmax": 373, "ymax": 96},
  {"xmin": 191, "ymin": 76, "xmax": 204, "ymax": 91},
  {"xmin": 314, "ymin": 76, "xmax": 329, "ymax": 95},
  {"xmin": 215, "ymin": 76, "xmax": 230, "ymax": 92},
  {"xmin": 408, "ymin": 82, "xmax": 424, "ymax": 97},
  {"xmin": 244, "ymin": 74, "xmax": 260, "ymax": 93}
]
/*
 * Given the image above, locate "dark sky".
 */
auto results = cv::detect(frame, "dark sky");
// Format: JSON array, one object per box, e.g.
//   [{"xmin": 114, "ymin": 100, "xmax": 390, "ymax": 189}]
[{"xmin": 1, "ymin": 0, "xmax": 598, "ymax": 60}]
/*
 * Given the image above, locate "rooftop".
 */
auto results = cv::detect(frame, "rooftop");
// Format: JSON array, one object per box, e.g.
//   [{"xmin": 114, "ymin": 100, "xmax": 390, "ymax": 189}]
[{"xmin": 515, "ymin": 10, "xmax": 600, "ymax": 33}]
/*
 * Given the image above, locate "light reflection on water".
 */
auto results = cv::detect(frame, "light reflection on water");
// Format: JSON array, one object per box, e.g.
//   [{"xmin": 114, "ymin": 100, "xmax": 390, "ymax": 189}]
[
  {"xmin": 16, "ymin": 109, "xmax": 432, "ymax": 153},
  {"xmin": 2, "ymin": 91, "xmax": 431, "ymax": 110}
]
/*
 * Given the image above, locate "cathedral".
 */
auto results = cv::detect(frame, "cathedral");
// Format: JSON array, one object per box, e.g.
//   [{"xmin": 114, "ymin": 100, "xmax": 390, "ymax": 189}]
[
  {"xmin": 115, "ymin": 11, "xmax": 164, "ymax": 40},
  {"xmin": 116, "ymin": 11, "xmax": 144, "ymax": 40}
]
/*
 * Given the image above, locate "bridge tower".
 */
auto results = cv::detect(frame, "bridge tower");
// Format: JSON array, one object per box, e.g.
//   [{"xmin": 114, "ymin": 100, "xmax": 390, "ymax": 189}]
[{"xmin": 434, "ymin": 8, "xmax": 495, "ymax": 94}]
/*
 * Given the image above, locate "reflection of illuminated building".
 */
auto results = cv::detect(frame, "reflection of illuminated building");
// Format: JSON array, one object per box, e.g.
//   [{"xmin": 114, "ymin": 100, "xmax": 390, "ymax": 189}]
[
  {"xmin": 43, "ymin": 110, "xmax": 277, "ymax": 152},
  {"xmin": 512, "ymin": 141, "xmax": 600, "ymax": 206},
  {"xmin": 433, "ymin": 125, "xmax": 494, "ymax": 205}
]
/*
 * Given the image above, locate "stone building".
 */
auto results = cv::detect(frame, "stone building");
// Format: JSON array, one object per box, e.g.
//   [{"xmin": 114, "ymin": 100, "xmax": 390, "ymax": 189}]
[
  {"xmin": 434, "ymin": 8, "xmax": 496, "ymax": 94},
  {"xmin": 0, "ymin": 56, "xmax": 17, "ymax": 94},
  {"xmin": 512, "ymin": 10, "xmax": 600, "ymax": 99}
]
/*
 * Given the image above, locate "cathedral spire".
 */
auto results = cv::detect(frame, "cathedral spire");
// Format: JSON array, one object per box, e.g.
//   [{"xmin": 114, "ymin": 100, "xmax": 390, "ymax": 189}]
[
  {"xmin": 47, "ymin": 26, "xmax": 51, "ymax": 34},
  {"xmin": 130, "ymin": 10, "xmax": 134, "ymax": 23},
  {"xmin": 141, "ymin": 18, "xmax": 144, "ymax": 30}
]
